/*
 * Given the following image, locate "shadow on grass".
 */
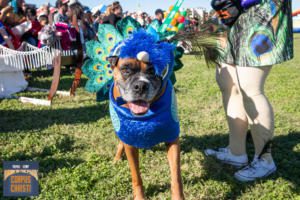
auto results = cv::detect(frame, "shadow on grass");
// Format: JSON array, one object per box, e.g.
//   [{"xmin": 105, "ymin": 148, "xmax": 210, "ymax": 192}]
[
  {"xmin": 145, "ymin": 184, "xmax": 170, "ymax": 197},
  {"xmin": 27, "ymin": 68, "xmax": 88, "ymax": 91},
  {"xmin": 3, "ymin": 134, "xmax": 84, "ymax": 174},
  {"xmin": 180, "ymin": 131, "xmax": 300, "ymax": 198},
  {"xmin": 0, "ymin": 103, "xmax": 109, "ymax": 133}
]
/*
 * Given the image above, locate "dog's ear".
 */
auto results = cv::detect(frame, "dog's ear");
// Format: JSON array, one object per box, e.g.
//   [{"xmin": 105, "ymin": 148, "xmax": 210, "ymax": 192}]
[{"xmin": 107, "ymin": 56, "xmax": 119, "ymax": 69}]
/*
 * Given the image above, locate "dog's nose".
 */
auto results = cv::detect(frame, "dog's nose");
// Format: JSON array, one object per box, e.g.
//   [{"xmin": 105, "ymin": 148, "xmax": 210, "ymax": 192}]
[{"xmin": 133, "ymin": 81, "xmax": 149, "ymax": 94}]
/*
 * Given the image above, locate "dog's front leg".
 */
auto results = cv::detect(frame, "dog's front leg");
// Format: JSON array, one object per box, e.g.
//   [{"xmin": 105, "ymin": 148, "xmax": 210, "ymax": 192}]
[
  {"xmin": 114, "ymin": 141, "xmax": 124, "ymax": 162},
  {"xmin": 124, "ymin": 143, "xmax": 145, "ymax": 200},
  {"xmin": 166, "ymin": 138, "xmax": 184, "ymax": 200}
]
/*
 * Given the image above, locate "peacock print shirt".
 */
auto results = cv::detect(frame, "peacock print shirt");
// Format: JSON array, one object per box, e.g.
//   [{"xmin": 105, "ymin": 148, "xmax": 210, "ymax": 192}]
[{"xmin": 222, "ymin": 0, "xmax": 294, "ymax": 67}]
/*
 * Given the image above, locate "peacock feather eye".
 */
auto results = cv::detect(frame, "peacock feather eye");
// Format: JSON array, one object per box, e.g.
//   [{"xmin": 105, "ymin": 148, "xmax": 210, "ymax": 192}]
[
  {"xmin": 106, "ymin": 33, "xmax": 115, "ymax": 43},
  {"xmin": 95, "ymin": 47, "xmax": 103, "ymax": 55},
  {"xmin": 249, "ymin": 33, "xmax": 273, "ymax": 57},
  {"xmin": 93, "ymin": 64, "xmax": 103, "ymax": 72},
  {"xmin": 97, "ymin": 75, "xmax": 104, "ymax": 83},
  {"xmin": 106, "ymin": 69, "xmax": 113, "ymax": 77},
  {"xmin": 127, "ymin": 26, "xmax": 133, "ymax": 35},
  {"xmin": 104, "ymin": 63, "xmax": 111, "ymax": 69}
]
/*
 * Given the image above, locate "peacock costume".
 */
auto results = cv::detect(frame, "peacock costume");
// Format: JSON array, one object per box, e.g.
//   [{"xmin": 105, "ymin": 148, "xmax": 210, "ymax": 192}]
[
  {"xmin": 82, "ymin": 17, "xmax": 182, "ymax": 148},
  {"xmin": 82, "ymin": 16, "xmax": 184, "ymax": 100}
]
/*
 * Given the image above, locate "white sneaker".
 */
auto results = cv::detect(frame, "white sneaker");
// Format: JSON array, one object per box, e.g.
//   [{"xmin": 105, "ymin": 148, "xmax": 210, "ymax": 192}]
[
  {"xmin": 234, "ymin": 158, "xmax": 277, "ymax": 182},
  {"xmin": 204, "ymin": 147, "xmax": 248, "ymax": 167}
]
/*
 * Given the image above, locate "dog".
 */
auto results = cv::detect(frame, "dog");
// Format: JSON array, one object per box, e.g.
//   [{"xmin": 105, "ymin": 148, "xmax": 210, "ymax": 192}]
[
  {"xmin": 38, "ymin": 23, "xmax": 77, "ymax": 50},
  {"xmin": 107, "ymin": 30, "xmax": 184, "ymax": 200}
]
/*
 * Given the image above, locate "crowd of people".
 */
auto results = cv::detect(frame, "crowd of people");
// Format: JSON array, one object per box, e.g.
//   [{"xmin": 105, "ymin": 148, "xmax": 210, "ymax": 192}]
[
  {"xmin": 0, "ymin": 0, "xmax": 203, "ymax": 78},
  {"xmin": 0, "ymin": 0, "xmax": 201, "ymax": 50}
]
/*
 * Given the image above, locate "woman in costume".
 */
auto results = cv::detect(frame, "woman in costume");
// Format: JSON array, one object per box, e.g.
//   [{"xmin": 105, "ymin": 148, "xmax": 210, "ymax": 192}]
[
  {"xmin": 205, "ymin": 0, "xmax": 294, "ymax": 181},
  {"xmin": 66, "ymin": 0, "xmax": 84, "ymax": 95}
]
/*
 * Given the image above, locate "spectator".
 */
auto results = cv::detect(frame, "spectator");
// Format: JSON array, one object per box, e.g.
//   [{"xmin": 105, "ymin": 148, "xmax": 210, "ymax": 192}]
[
  {"xmin": 82, "ymin": 6, "xmax": 96, "ymax": 40},
  {"xmin": 154, "ymin": 9, "xmax": 164, "ymax": 25},
  {"xmin": 104, "ymin": 4, "xmax": 112, "ymax": 17},
  {"xmin": 38, "ymin": 14, "xmax": 49, "ymax": 27},
  {"xmin": 65, "ymin": 0, "xmax": 84, "ymax": 94},
  {"xmin": 0, "ymin": 0, "xmax": 9, "ymax": 9},
  {"xmin": 91, "ymin": 9, "xmax": 102, "ymax": 30},
  {"xmin": 67, "ymin": 0, "xmax": 83, "ymax": 29},
  {"xmin": 53, "ymin": 0, "xmax": 68, "ymax": 23},
  {"xmin": 91, "ymin": 10, "xmax": 102, "ymax": 31},
  {"xmin": 0, "ymin": 21, "xmax": 15, "ymax": 49},
  {"xmin": 102, "ymin": 1, "xmax": 122, "ymax": 27},
  {"xmin": 137, "ymin": 11, "xmax": 146, "ymax": 27},
  {"xmin": 22, "ymin": 7, "xmax": 41, "ymax": 46},
  {"xmin": 0, "ymin": 0, "xmax": 26, "ymax": 27},
  {"xmin": 36, "ymin": 4, "xmax": 50, "ymax": 24},
  {"xmin": 146, "ymin": 16, "xmax": 152, "ymax": 26},
  {"xmin": 131, "ymin": 12, "xmax": 138, "ymax": 20}
]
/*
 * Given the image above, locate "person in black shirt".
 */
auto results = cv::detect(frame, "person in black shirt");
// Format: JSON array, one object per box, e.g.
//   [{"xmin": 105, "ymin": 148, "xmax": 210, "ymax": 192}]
[
  {"xmin": 154, "ymin": 9, "xmax": 164, "ymax": 26},
  {"xmin": 102, "ymin": 1, "xmax": 122, "ymax": 27}
]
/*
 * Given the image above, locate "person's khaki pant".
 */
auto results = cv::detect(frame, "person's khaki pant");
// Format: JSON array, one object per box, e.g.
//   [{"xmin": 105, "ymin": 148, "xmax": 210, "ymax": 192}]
[{"xmin": 216, "ymin": 63, "xmax": 274, "ymax": 162}]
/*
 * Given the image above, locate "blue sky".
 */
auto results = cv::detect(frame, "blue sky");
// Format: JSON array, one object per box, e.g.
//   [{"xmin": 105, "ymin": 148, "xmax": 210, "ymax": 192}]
[{"xmin": 31, "ymin": 0, "xmax": 300, "ymax": 16}]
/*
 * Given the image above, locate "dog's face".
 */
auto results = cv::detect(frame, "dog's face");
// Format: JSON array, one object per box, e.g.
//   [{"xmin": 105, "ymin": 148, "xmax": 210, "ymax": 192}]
[
  {"xmin": 38, "ymin": 25, "xmax": 58, "ymax": 46},
  {"xmin": 110, "ymin": 52, "xmax": 162, "ymax": 115}
]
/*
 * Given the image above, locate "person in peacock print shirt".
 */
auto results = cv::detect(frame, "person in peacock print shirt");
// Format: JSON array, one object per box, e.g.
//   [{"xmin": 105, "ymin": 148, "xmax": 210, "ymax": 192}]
[{"xmin": 205, "ymin": 0, "xmax": 294, "ymax": 182}]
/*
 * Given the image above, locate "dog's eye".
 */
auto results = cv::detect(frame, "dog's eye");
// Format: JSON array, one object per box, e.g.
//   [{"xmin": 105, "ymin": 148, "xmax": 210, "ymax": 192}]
[
  {"xmin": 146, "ymin": 67, "xmax": 155, "ymax": 75},
  {"xmin": 120, "ymin": 65, "xmax": 132, "ymax": 76}
]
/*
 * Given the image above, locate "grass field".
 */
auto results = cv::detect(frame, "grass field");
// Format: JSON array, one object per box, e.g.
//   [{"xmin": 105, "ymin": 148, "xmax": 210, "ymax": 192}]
[{"xmin": 0, "ymin": 35, "xmax": 300, "ymax": 200}]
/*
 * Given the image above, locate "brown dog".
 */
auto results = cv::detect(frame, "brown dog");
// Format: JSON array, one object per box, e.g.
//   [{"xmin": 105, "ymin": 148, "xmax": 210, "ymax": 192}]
[{"xmin": 108, "ymin": 52, "xmax": 184, "ymax": 200}]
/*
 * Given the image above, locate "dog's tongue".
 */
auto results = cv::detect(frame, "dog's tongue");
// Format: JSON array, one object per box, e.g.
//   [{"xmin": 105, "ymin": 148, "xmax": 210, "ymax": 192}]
[{"xmin": 128, "ymin": 101, "xmax": 150, "ymax": 115}]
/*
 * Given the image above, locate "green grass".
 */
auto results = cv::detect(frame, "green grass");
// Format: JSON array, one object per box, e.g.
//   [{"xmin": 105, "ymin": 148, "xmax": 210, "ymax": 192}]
[{"xmin": 0, "ymin": 35, "xmax": 300, "ymax": 199}]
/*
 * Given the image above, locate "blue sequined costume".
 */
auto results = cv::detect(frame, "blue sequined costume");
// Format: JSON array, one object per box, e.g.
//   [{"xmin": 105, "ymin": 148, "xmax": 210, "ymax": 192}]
[
  {"xmin": 107, "ymin": 30, "xmax": 180, "ymax": 148},
  {"xmin": 109, "ymin": 80, "xmax": 180, "ymax": 149}
]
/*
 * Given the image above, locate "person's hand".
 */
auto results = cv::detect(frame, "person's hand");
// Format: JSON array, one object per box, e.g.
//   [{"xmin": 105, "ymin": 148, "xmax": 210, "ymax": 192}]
[
  {"xmin": 0, "ymin": 28, "xmax": 14, "ymax": 49},
  {"xmin": 1, "ymin": 5, "xmax": 12, "ymax": 14},
  {"xmin": 0, "ymin": 5, "xmax": 12, "ymax": 21}
]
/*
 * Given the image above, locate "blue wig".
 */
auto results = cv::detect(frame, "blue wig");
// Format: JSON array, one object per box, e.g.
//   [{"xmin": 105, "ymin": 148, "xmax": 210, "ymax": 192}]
[{"xmin": 113, "ymin": 30, "xmax": 175, "ymax": 80}]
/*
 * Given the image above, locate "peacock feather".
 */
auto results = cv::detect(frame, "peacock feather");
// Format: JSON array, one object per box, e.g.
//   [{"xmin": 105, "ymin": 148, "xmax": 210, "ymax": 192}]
[
  {"xmin": 82, "ymin": 17, "xmax": 142, "ymax": 100},
  {"xmin": 117, "ymin": 16, "xmax": 142, "ymax": 38}
]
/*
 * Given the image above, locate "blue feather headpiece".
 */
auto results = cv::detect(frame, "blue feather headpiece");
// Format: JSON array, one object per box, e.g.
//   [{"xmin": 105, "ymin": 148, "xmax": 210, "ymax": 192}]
[{"xmin": 110, "ymin": 30, "xmax": 175, "ymax": 81}]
